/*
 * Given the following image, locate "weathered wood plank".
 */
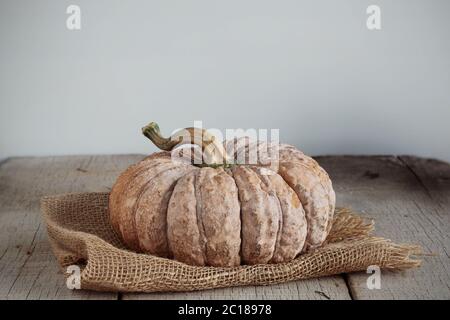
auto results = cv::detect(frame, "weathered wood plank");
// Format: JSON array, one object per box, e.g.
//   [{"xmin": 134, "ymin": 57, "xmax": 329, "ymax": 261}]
[
  {"xmin": 399, "ymin": 156, "xmax": 450, "ymax": 205},
  {"xmin": 2, "ymin": 155, "xmax": 448, "ymax": 299},
  {"xmin": 0, "ymin": 155, "xmax": 143, "ymax": 299},
  {"xmin": 0, "ymin": 155, "xmax": 350, "ymax": 300},
  {"xmin": 316, "ymin": 156, "xmax": 450, "ymax": 300},
  {"xmin": 122, "ymin": 277, "xmax": 348, "ymax": 300}
]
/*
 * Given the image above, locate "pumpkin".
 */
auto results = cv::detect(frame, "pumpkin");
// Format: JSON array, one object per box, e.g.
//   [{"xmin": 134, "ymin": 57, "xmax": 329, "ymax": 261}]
[{"xmin": 109, "ymin": 122, "xmax": 336, "ymax": 267}]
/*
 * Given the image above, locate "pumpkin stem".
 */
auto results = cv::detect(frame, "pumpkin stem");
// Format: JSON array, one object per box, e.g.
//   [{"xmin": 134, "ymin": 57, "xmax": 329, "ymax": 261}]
[
  {"xmin": 142, "ymin": 122, "xmax": 230, "ymax": 166},
  {"xmin": 142, "ymin": 122, "xmax": 181, "ymax": 151}
]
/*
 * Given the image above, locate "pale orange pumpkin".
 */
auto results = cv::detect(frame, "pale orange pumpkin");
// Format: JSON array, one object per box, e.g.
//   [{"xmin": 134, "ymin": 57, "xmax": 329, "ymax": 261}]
[{"xmin": 109, "ymin": 122, "xmax": 335, "ymax": 267}]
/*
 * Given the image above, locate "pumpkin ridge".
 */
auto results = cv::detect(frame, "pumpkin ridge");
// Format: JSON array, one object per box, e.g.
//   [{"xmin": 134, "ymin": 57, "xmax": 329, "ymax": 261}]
[
  {"xmin": 194, "ymin": 169, "xmax": 208, "ymax": 264},
  {"xmin": 277, "ymin": 162, "xmax": 330, "ymax": 251},
  {"xmin": 279, "ymin": 145, "xmax": 335, "ymax": 236},
  {"xmin": 135, "ymin": 164, "xmax": 196, "ymax": 255},
  {"xmin": 223, "ymin": 168, "xmax": 244, "ymax": 262},
  {"xmin": 167, "ymin": 170, "xmax": 206, "ymax": 266},
  {"xmin": 109, "ymin": 152, "xmax": 170, "ymax": 237},
  {"xmin": 296, "ymin": 159, "xmax": 334, "ymax": 233},
  {"xmin": 112, "ymin": 157, "xmax": 174, "ymax": 250},
  {"xmin": 255, "ymin": 167, "xmax": 279, "ymax": 263},
  {"xmin": 126, "ymin": 162, "xmax": 180, "ymax": 250},
  {"xmin": 253, "ymin": 167, "xmax": 307, "ymax": 262},
  {"xmin": 251, "ymin": 167, "xmax": 283, "ymax": 263},
  {"xmin": 198, "ymin": 168, "xmax": 241, "ymax": 266},
  {"xmin": 232, "ymin": 166, "xmax": 278, "ymax": 264}
]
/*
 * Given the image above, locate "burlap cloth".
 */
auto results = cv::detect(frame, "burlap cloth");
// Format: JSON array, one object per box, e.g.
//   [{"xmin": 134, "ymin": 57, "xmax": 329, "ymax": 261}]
[{"xmin": 40, "ymin": 192, "xmax": 422, "ymax": 293}]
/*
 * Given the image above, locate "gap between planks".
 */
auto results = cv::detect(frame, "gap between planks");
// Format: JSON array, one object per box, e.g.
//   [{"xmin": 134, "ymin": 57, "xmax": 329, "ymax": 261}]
[{"xmin": 316, "ymin": 155, "xmax": 449, "ymax": 300}]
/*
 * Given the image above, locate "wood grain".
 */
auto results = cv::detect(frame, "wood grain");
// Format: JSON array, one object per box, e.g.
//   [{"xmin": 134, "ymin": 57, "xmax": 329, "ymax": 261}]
[
  {"xmin": 122, "ymin": 277, "xmax": 348, "ymax": 300},
  {"xmin": 1, "ymin": 155, "xmax": 448, "ymax": 299},
  {"xmin": 399, "ymin": 156, "xmax": 450, "ymax": 206},
  {"xmin": 0, "ymin": 155, "xmax": 143, "ymax": 299},
  {"xmin": 317, "ymin": 156, "xmax": 450, "ymax": 300}
]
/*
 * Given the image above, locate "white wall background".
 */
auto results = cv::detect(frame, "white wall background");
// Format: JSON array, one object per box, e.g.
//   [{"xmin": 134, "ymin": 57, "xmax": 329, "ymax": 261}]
[{"xmin": 1, "ymin": 0, "xmax": 449, "ymax": 161}]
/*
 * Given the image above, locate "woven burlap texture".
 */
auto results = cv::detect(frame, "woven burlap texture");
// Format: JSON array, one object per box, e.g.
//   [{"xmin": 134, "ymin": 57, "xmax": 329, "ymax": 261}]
[{"xmin": 41, "ymin": 192, "xmax": 421, "ymax": 293}]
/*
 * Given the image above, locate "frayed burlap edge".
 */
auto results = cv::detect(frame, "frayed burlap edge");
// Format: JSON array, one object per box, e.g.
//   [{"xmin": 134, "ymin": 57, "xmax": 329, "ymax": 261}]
[{"xmin": 41, "ymin": 192, "xmax": 422, "ymax": 293}]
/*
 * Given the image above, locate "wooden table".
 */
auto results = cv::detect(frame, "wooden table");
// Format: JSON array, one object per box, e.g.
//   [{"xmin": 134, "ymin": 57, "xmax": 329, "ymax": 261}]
[{"xmin": 0, "ymin": 155, "xmax": 448, "ymax": 300}]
